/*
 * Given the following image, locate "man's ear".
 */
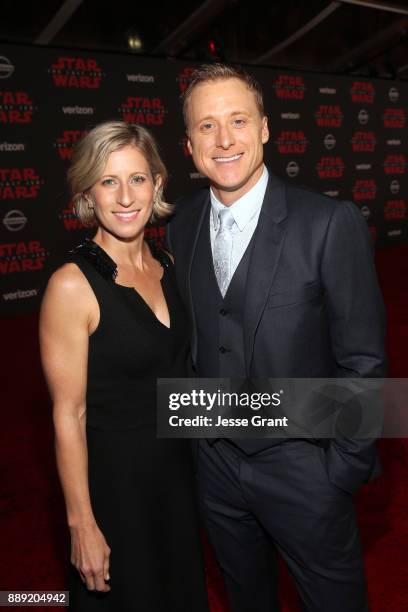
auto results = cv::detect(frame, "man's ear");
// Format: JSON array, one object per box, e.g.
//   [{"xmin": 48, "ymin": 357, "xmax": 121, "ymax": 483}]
[
  {"xmin": 187, "ymin": 137, "xmax": 193, "ymax": 156},
  {"xmin": 261, "ymin": 116, "xmax": 269, "ymax": 144}
]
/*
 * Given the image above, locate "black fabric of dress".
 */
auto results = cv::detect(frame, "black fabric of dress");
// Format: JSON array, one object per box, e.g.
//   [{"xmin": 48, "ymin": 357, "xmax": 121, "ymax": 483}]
[{"xmin": 67, "ymin": 240, "xmax": 208, "ymax": 612}]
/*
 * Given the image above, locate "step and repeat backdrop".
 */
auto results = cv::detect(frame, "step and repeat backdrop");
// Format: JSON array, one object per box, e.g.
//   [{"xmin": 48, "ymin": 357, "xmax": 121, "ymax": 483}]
[{"xmin": 1, "ymin": 43, "xmax": 407, "ymax": 315}]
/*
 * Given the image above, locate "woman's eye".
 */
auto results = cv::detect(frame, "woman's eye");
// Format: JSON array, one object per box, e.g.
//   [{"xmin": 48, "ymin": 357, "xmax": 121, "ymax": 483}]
[
  {"xmin": 101, "ymin": 178, "xmax": 115, "ymax": 186},
  {"xmin": 131, "ymin": 175, "xmax": 145, "ymax": 184}
]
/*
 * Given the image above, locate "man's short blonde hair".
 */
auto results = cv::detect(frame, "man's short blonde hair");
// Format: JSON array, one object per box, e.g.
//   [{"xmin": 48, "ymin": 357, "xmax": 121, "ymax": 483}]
[
  {"xmin": 67, "ymin": 121, "xmax": 172, "ymax": 226},
  {"xmin": 181, "ymin": 63, "xmax": 265, "ymax": 131}
]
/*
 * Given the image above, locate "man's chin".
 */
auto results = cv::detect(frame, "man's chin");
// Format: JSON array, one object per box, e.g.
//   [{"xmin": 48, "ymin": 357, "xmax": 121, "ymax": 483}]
[{"xmin": 210, "ymin": 179, "xmax": 246, "ymax": 193}]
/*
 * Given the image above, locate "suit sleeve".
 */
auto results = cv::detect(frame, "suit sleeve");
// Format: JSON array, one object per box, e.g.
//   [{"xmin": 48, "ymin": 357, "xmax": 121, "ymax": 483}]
[
  {"xmin": 321, "ymin": 200, "xmax": 387, "ymax": 377},
  {"xmin": 320, "ymin": 200, "xmax": 387, "ymax": 493}
]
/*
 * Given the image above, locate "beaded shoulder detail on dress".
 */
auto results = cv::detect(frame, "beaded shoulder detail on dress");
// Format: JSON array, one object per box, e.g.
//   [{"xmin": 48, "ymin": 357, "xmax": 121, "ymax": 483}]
[
  {"xmin": 146, "ymin": 238, "xmax": 172, "ymax": 269},
  {"xmin": 70, "ymin": 238, "xmax": 172, "ymax": 281},
  {"xmin": 70, "ymin": 238, "xmax": 118, "ymax": 281}
]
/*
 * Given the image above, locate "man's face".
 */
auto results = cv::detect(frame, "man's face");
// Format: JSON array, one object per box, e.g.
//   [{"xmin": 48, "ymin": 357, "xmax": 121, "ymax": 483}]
[{"xmin": 186, "ymin": 78, "xmax": 269, "ymax": 205}]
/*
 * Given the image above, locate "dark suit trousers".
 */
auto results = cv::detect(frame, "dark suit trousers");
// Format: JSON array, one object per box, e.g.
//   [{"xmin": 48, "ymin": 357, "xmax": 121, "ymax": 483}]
[{"xmin": 197, "ymin": 439, "xmax": 369, "ymax": 612}]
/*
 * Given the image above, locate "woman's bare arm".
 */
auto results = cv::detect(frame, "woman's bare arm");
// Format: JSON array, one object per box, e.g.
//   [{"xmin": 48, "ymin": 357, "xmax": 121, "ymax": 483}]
[{"xmin": 39, "ymin": 264, "xmax": 110, "ymax": 592}]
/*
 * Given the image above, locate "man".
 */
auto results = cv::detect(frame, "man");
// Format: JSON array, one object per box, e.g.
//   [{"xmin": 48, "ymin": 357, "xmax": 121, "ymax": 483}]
[{"xmin": 167, "ymin": 63, "xmax": 386, "ymax": 612}]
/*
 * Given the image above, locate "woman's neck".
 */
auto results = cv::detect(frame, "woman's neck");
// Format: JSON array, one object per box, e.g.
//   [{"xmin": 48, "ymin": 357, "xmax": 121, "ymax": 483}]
[{"xmin": 92, "ymin": 228, "xmax": 147, "ymax": 270}]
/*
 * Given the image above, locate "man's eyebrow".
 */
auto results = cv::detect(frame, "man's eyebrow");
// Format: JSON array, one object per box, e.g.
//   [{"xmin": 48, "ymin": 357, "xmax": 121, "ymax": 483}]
[
  {"xmin": 196, "ymin": 110, "xmax": 250, "ymax": 123},
  {"xmin": 196, "ymin": 115, "xmax": 215, "ymax": 123}
]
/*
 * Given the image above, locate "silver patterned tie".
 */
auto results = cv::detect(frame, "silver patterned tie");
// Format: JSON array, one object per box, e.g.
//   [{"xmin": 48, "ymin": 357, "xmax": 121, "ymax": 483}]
[{"xmin": 213, "ymin": 207, "xmax": 235, "ymax": 297}]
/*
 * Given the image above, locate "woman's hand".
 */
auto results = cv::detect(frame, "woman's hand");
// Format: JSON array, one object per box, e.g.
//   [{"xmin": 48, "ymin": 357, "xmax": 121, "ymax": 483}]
[{"xmin": 70, "ymin": 522, "xmax": 111, "ymax": 592}]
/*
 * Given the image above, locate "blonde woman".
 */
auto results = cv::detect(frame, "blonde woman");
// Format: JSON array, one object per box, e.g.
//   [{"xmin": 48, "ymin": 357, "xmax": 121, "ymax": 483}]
[{"xmin": 40, "ymin": 121, "xmax": 208, "ymax": 611}]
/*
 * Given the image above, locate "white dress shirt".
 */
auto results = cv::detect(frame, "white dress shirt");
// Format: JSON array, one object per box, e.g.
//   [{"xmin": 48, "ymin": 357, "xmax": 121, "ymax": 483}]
[{"xmin": 210, "ymin": 165, "xmax": 269, "ymax": 279}]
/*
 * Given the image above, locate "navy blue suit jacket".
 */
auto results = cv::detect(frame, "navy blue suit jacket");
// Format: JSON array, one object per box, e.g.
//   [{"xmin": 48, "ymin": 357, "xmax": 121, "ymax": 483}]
[{"xmin": 167, "ymin": 171, "xmax": 387, "ymax": 493}]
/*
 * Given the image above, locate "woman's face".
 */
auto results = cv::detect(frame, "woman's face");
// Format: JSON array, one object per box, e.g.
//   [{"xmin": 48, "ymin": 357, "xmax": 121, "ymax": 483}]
[{"xmin": 89, "ymin": 144, "xmax": 158, "ymax": 240}]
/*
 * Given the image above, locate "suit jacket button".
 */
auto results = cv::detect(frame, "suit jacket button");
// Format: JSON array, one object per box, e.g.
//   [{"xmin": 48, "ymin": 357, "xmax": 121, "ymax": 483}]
[
  {"xmin": 219, "ymin": 308, "xmax": 228, "ymax": 316},
  {"xmin": 219, "ymin": 346, "xmax": 227, "ymax": 354}
]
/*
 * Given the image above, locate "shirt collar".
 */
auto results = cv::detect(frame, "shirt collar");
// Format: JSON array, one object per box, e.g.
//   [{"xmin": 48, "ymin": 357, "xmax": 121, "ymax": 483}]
[{"xmin": 210, "ymin": 165, "xmax": 269, "ymax": 232}]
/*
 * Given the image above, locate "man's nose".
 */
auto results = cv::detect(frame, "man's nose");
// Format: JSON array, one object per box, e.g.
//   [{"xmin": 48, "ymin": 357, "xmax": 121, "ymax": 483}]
[{"xmin": 216, "ymin": 123, "xmax": 235, "ymax": 149}]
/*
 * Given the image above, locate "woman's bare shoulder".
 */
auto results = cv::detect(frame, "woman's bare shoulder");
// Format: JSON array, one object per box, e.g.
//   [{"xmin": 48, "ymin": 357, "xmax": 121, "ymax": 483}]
[{"xmin": 43, "ymin": 262, "xmax": 94, "ymax": 308}]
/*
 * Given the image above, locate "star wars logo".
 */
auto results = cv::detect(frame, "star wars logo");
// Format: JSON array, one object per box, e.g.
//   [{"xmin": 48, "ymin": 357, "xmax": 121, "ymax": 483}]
[
  {"xmin": 60, "ymin": 201, "xmax": 89, "ymax": 231},
  {"xmin": 383, "ymin": 108, "xmax": 405, "ymax": 129},
  {"xmin": 315, "ymin": 105, "xmax": 343, "ymax": 128},
  {"xmin": 119, "ymin": 97, "xmax": 166, "ymax": 126},
  {"xmin": 55, "ymin": 130, "xmax": 88, "ymax": 160},
  {"xmin": 274, "ymin": 75, "xmax": 305, "ymax": 100},
  {"xmin": 0, "ymin": 168, "xmax": 42, "ymax": 200},
  {"xmin": 351, "ymin": 131, "xmax": 376, "ymax": 153},
  {"xmin": 316, "ymin": 157, "xmax": 345, "ymax": 179},
  {"xmin": 177, "ymin": 67, "xmax": 196, "ymax": 93},
  {"xmin": 353, "ymin": 180, "xmax": 377, "ymax": 202},
  {"xmin": 0, "ymin": 240, "xmax": 48, "ymax": 274},
  {"xmin": 351, "ymin": 82, "xmax": 375, "ymax": 104},
  {"xmin": 384, "ymin": 199, "xmax": 406, "ymax": 221},
  {"xmin": 275, "ymin": 131, "xmax": 308, "ymax": 154},
  {"xmin": 0, "ymin": 91, "xmax": 35, "ymax": 124},
  {"xmin": 384, "ymin": 154, "xmax": 406, "ymax": 175},
  {"xmin": 144, "ymin": 225, "xmax": 166, "ymax": 247},
  {"xmin": 49, "ymin": 57, "xmax": 104, "ymax": 89}
]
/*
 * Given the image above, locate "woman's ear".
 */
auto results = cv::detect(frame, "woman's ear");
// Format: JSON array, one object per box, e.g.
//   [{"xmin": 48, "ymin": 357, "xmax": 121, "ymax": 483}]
[{"xmin": 154, "ymin": 174, "xmax": 163, "ymax": 195}]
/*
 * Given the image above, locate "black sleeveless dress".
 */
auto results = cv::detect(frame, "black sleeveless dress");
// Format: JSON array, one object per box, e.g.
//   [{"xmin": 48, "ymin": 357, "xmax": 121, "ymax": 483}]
[{"xmin": 67, "ymin": 239, "xmax": 208, "ymax": 612}]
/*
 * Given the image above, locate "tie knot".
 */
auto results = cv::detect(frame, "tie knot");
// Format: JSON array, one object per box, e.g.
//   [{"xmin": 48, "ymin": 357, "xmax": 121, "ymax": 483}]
[{"xmin": 218, "ymin": 207, "xmax": 235, "ymax": 231}]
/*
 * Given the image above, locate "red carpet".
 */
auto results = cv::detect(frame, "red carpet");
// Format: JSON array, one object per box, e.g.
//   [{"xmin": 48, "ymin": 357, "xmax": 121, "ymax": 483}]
[{"xmin": 1, "ymin": 245, "xmax": 407, "ymax": 611}]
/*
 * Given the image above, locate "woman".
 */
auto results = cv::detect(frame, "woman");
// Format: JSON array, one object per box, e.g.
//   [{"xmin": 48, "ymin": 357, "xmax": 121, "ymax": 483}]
[{"xmin": 40, "ymin": 121, "xmax": 209, "ymax": 611}]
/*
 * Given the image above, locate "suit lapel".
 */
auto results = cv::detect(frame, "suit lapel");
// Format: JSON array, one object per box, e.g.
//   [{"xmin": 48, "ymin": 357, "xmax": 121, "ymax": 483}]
[{"xmin": 244, "ymin": 173, "xmax": 288, "ymax": 372}]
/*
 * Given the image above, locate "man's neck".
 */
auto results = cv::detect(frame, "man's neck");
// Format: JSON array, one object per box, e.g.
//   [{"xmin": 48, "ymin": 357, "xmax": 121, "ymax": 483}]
[{"xmin": 210, "ymin": 164, "xmax": 266, "ymax": 207}]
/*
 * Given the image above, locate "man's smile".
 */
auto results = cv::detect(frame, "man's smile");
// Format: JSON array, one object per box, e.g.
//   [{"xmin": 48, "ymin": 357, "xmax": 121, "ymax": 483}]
[{"xmin": 213, "ymin": 153, "xmax": 243, "ymax": 163}]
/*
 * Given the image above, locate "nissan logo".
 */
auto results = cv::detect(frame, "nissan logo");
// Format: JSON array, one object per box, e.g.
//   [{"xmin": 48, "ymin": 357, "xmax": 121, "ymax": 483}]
[
  {"xmin": 286, "ymin": 161, "xmax": 300, "ymax": 178},
  {"xmin": 390, "ymin": 180, "xmax": 400, "ymax": 195},
  {"xmin": 324, "ymin": 134, "xmax": 336, "ymax": 150},
  {"xmin": 3, "ymin": 209, "xmax": 27, "ymax": 231},
  {"xmin": 358, "ymin": 109, "xmax": 369, "ymax": 125},
  {"xmin": 0, "ymin": 56, "xmax": 14, "ymax": 79},
  {"xmin": 388, "ymin": 87, "xmax": 399, "ymax": 102}
]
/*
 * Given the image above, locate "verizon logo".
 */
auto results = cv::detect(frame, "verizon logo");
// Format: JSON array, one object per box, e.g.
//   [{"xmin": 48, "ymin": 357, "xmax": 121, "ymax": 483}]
[
  {"xmin": 3, "ymin": 288, "xmax": 37, "ymax": 300},
  {"xmin": 126, "ymin": 74, "xmax": 155, "ymax": 83},
  {"xmin": 62, "ymin": 106, "xmax": 94, "ymax": 115}
]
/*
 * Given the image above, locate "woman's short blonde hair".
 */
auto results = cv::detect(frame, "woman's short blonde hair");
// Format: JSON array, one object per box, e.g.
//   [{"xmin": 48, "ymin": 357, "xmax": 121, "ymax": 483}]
[{"xmin": 67, "ymin": 121, "xmax": 172, "ymax": 226}]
